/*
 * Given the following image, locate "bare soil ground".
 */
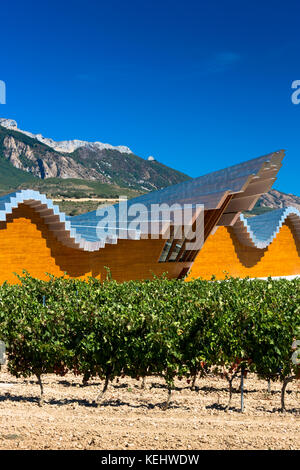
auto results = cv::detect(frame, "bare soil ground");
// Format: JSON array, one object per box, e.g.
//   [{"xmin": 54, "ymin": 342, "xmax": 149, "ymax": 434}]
[{"xmin": 0, "ymin": 369, "xmax": 299, "ymax": 450}]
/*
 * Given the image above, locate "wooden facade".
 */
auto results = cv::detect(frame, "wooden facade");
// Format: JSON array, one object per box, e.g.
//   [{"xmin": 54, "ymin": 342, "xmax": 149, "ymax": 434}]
[
  {"xmin": 2, "ymin": 203, "xmax": 299, "ymax": 285},
  {"xmin": 0, "ymin": 204, "xmax": 191, "ymax": 284},
  {"xmin": 186, "ymin": 219, "xmax": 300, "ymax": 281},
  {"xmin": 0, "ymin": 150, "xmax": 289, "ymax": 284}
]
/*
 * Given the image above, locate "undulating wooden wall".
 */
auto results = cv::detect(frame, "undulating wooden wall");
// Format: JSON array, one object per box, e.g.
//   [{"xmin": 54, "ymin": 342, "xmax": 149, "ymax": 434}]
[
  {"xmin": 0, "ymin": 204, "xmax": 190, "ymax": 284},
  {"xmin": 186, "ymin": 220, "xmax": 300, "ymax": 280},
  {"xmin": 2, "ymin": 204, "xmax": 299, "ymax": 284}
]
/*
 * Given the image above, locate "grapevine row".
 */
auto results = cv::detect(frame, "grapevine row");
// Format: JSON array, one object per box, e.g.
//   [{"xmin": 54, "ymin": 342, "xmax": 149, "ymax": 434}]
[{"xmin": 0, "ymin": 273, "xmax": 299, "ymax": 411}]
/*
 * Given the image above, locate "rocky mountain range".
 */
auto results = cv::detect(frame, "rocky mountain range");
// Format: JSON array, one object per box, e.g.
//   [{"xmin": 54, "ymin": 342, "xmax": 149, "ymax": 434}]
[
  {"xmin": 256, "ymin": 189, "xmax": 300, "ymax": 211},
  {"xmin": 0, "ymin": 118, "xmax": 132, "ymax": 154},
  {"xmin": 0, "ymin": 118, "xmax": 299, "ymax": 211},
  {"xmin": 243, "ymin": 190, "xmax": 300, "ymax": 217},
  {"xmin": 0, "ymin": 118, "xmax": 189, "ymax": 192}
]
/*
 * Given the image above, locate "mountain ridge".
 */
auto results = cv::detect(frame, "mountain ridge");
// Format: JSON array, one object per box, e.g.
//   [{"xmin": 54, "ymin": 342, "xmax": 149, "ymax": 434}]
[
  {"xmin": 0, "ymin": 119, "xmax": 299, "ymax": 211},
  {"xmin": 0, "ymin": 118, "xmax": 133, "ymax": 154},
  {"xmin": 256, "ymin": 189, "xmax": 300, "ymax": 211},
  {"xmin": 0, "ymin": 119, "xmax": 190, "ymax": 192}
]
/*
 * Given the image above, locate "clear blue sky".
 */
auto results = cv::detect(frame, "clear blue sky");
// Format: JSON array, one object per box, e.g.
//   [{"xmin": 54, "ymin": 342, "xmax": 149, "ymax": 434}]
[{"xmin": 1, "ymin": 0, "xmax": 300, "ymax": 194}]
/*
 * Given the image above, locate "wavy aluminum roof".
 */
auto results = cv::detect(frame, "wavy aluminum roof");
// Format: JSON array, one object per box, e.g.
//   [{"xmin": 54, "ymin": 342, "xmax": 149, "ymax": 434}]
[
  {"xmin": 111, "ymin": 150, "xmax": 283, "ymax": 210},
  {"xmin": 0, "ymin": 150, "xmax": 284, "ymax": 251},
  {"xmin": 68, "ymin": 150, "xmax": 284, "ymax": 243},
  {"xmin": 233, "ymin": 206, "xmax": 300, "ymax": 249},
  {"xmin": 0, "ymin": 190, "xmax": 100, "ymax": 250}
]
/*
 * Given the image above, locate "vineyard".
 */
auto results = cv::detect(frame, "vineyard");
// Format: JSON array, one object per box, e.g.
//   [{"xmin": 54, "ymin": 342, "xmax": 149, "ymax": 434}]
[{"xmin": 0, "ymin": 273, "xmax": 299, "ymax": 414}]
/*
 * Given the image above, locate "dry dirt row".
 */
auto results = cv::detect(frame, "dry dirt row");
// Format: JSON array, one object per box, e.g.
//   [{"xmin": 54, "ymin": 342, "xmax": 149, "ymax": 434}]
[{"xmin": 0, "ymin": 369, "xmax": 299, "ymax": 450}]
